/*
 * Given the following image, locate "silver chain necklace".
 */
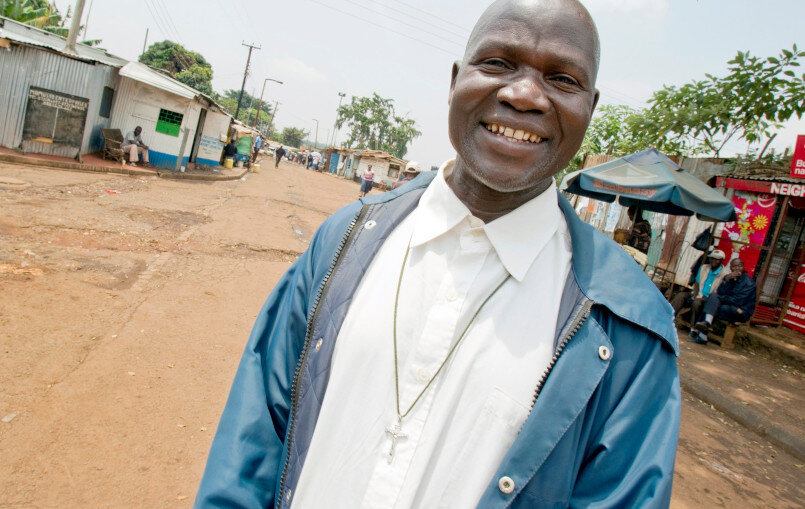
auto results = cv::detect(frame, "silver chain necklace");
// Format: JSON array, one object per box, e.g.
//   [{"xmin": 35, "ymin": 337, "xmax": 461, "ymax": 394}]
[{"xmin": 385, "ymin": 236, "xmax": 511, "ymax": 463}]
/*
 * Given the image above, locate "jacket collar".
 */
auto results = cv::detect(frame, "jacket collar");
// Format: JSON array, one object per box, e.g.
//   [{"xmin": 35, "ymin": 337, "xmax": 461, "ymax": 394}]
[{"xmin": 364, "ymin": 170, "xmax": 679, "ymax": 355}]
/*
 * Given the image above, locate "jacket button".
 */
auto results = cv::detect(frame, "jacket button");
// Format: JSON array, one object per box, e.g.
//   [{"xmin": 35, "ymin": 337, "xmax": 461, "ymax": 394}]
[
  {"xmin": 498, "ymin": 476, "xmax": 515, "ymax": 494},
  {"xmin": 315, "ymin": 338, "xmax": 323, "ymax": 351},
  {"xmin": 364, "ymin": 220, "xmax": 377, "ymax": 230},
  {"xmin": 285, "ymin": 489, "xmax": 292, "ymax": 501},
  {"xmin": 598, "ymin": 345, "xmax": 611, "ymax": 360}
]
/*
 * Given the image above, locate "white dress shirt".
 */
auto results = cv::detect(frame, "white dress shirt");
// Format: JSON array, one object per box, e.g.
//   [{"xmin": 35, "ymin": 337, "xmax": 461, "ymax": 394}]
[{"xmin": 292, "ymin": 161, "xmax": 572, "ymax": 508}]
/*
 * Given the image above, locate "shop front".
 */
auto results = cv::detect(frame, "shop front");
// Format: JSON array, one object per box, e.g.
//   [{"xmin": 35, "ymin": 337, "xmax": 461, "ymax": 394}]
[{"xmin": 713, "ymin": 176, "xmax": 805, "ymax": 331}]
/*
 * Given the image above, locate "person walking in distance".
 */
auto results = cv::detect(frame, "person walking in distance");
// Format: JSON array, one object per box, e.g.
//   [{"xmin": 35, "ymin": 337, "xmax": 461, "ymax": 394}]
[{"xmin": 360, "ymin": 165, "xmax": 375, "ymax": 197}]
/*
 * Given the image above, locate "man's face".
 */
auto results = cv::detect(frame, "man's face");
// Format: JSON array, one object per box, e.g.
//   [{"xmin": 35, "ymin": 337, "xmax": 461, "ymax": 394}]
[
  {"xmin": 730, "ymin": 259, "xmax": 744, "ymax": 273},
  {"xmin": 134, "ymin": 127, "xmax": 142, "ymax": 136},
  {"xmin": 709, "ymin": 257, "xmax": 722, "ymax": 269},
  {"xmin": 448, "ymin": 1, "xmax": 599, "ymax": 192}
]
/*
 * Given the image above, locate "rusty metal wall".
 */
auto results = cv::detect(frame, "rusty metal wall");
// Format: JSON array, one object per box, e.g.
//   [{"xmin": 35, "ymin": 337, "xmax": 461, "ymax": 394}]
[{"xmin": 0, "ymin": 44, "xmax": 119, "ymax": 156}]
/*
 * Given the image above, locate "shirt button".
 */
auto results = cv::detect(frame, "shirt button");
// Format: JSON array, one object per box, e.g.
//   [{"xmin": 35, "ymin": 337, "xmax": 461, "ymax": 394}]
[
  {"xmin": 498, "ymin": 476, "xmax": 515, "ymax": 494},
  {"xmin": 446, "ymin": 288, "xmax": 457, "ymax": 301},
  {"xmin": 417, "ymin": 368, "xmax": 430, "ymax": 383},
  {"xmin": 315, "ymin": 338, "xmax": 323, "ymax": 351},
  {"xmin": 598, "ymin": 345, "xmax": 611, "ymax": 360}
]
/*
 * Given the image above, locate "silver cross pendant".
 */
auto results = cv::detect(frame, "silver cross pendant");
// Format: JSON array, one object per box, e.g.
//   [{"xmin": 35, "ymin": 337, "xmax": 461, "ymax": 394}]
[{"xmin": 385, "ymin": 416, "xmax": 408, "ymax": 463}]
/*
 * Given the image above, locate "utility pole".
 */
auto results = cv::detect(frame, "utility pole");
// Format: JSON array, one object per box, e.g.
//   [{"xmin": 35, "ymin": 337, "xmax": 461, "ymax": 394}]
[
  {"xmin": 234, "ymin": 42, "xmax": 261, "ymax": 122},
  {"xmin": 141, "ymin": 28, "xmax": 149, "ymax": 55},
  {"xmin": 312, "ymin": 119, "xmax": 319, "ymax": 150},
  {"xmin": 253, "ymin": 77, "xmax": 283, "ymax": 128},
  {"xmin": 83, "ymin": 0, "xmax": 94, "ymax": 43},
  {"xmin": 64, "ymin": 0, "xmax": 87, "ymax": 53},
  {"xmin": 268, "ymin": 101, "xmax": 280, "ymax": 138},
  {"xmin": 330, "ymin": 92, "xmax": 346, "ymax": 147}
]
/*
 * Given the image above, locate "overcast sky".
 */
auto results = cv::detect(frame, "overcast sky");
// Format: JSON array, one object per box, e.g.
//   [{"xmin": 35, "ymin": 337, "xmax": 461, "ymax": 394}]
[{"xmin": 60, "ymin": 0, "xmax": 804, "ymax": 168}]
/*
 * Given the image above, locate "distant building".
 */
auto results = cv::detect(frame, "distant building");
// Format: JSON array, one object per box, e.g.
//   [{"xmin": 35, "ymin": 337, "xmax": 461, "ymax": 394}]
[
  {"xmin": 0, "ymin": 16, "xmax": 125, "ymax": 158},
  {"xmin": 109, "ymin": 62, "xmax": 230, "ymax": 169},
  {"xmin": 325, "ymin": 148, "xmax": 406, "ymax": 188}
]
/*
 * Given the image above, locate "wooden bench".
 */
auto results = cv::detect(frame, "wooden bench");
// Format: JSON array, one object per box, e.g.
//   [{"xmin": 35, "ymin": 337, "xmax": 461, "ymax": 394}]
[
  {"xmin": 677, "ymin": 313, "xmax": 738, "ymax": 349},
  {"xmin": 101, "ymin": 128, "xmax": 125, "ymax": 164}
]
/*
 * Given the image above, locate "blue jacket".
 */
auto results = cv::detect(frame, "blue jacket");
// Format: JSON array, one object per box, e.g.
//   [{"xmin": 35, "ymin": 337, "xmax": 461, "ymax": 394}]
[
  {"xmin": 196, "ymin": 171, "xmax": 680, "ymax": 508},
  {"xmin": 716, "ymin": 272, "xmax": 757, "ymax": 316}
]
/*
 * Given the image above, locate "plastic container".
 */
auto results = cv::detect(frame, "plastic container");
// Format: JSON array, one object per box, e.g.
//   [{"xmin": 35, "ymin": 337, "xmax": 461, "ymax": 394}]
[
  {"xmin": 224, "ymin": 157, "xmax": 234, "ymax": 169},
  {"xmin": 252, "ymin": 164, "xmax": 261, "ymax": 173}
]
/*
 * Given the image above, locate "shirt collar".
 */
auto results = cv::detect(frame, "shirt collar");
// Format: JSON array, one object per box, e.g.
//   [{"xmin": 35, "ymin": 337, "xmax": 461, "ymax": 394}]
[{"xmin": 411, "ymin": 159, "xmax": 562, "ymax": 282}]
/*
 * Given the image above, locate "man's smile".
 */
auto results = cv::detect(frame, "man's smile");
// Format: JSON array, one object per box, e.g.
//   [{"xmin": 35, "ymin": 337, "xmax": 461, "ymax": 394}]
[{"xmin": 482, "ymin": 122, "xmax": 547, "ymax": 144}]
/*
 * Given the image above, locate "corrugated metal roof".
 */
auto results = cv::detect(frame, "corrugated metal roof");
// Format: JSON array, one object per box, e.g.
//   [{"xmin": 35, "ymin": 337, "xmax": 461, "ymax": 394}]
[
  {"xmin": 0, "ymin": 16, "xmax": 127, "ymax": 67},
  {"xmin": 119, "ymin": 61, "xmax": 197, "ymax": 99},
  {"xmin": 119, "ymin": 61, "xmax": 226, "ymax": 112}
]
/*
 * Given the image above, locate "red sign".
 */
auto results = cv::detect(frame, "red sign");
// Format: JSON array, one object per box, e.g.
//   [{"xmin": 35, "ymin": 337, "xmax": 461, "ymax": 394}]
[
  {"xmin": 790, "ymin": 135, "xmax": 805, "ymax": 178},
  {"xmin": 783, "ymin": 258, "xmax": 805, "ymax": 334},
  {"xmin": 717, "ymin": 176, "xmax": 805, "ymax": 197}
]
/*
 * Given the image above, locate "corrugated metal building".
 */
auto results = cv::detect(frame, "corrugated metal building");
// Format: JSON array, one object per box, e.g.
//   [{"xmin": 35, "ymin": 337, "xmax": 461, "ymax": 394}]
[
  {"xmin": 0, "ymin": 16, "xmax": 126, "ymax": 157},
  {"xmin": 109, "ymin": 62, "xmax": 230, "ymax": 169}
]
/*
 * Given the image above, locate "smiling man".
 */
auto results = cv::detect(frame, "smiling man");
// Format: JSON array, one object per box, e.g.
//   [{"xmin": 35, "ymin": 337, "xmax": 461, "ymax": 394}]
[{"xmin": 195, "ymin": 1, "xmax": 680, "ymax": 508}]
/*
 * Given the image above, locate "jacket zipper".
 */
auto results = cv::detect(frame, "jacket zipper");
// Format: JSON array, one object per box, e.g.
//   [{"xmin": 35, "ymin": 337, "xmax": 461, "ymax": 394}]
[
  {"xmin": 531, "ymin": 299, "xmax": 594, "ymax": 409},
  {"xmin": 276, "ymin": 204, "xmax": 369, "ymax": 508}
]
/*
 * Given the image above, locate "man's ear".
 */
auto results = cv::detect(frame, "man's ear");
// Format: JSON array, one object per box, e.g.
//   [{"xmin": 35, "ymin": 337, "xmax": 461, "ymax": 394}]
[
  {"xmin": 590, "ymin": 89, "xmax": 600, "ymax": 116},
  {"xmin": 448, "ymin": 60, "xmax": 460, "ymax": 106}
]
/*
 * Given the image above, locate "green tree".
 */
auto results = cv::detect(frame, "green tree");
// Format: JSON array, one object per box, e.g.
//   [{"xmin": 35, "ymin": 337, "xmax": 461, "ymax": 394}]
[
  {"xmin": 139, "ymin": 41, "xmax": 214, "ymax": 95},
  {"xmin": 640, "ymin": 46, "xmax": 805, "ymax": 158},
  {"xmin": 280, "ymin": 127, "xmax": 309, "ymax": 148},
  {"xmin": 213, "ymin": 89, "xmax": 273, "ymax": 127},
  {"xmin": 1, "ymin": 0, "xmax": 100, "ymax": 45},
  {"xmin": 336, "ymin": 93, "xmax": 422, "ymax": 158}
]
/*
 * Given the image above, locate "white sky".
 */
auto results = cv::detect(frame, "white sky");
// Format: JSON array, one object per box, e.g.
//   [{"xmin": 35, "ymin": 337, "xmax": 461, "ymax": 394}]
[{"xmin": 63, "ymin": 0, "xmax": 804, "ymax": 168}]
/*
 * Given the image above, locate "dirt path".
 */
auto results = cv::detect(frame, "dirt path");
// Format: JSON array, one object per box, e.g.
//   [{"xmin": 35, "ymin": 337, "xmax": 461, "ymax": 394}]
[{"xmin": 0, "ymin": 160, "xmax": 802, "ymax": 507}]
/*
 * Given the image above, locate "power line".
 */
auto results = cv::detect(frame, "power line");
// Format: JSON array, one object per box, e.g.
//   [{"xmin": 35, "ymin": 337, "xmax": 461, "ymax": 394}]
[
  {"xmin": 307, "ymin": 0, "xmax": 460, "ymax": 57},
  {"xmin": 389, "ymin": 0, "xmax": 472, "ymax": 34},
  {"xmin": 360, "ymin": 0, "xmax": 469, "ymax": 40},
  {"xmin": 338, "ymin": 0, "xmax": 465, "ymax": 48}
]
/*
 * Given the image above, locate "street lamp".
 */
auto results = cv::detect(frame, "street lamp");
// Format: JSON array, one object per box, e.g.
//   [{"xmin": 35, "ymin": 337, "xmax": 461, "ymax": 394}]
[
  {"xmin": 253, "ymin": 77, "xmax": 283, "ymax": 128},
  {"xmin": 312, "ymin": 118, "xmax": 319, "ymax": 150},
  {"xmin": 331, "ymin": 92, "xmax": 346, "ymax": 147}
]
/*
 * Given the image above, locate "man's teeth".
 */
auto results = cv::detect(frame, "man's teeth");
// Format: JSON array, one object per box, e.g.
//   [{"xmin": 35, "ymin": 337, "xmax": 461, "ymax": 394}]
[{"xmin": 485, "ymin": 123, "xmax": 544, "ymax": 143}]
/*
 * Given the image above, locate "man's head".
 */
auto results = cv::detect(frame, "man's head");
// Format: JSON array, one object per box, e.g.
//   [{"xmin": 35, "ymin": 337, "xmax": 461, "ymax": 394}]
[
  {"xmin": 627, "ymin": 205, "xmax": 641, "ymax": 221},
  {"xmin": 134, "ymin": 126, "xmax": 142, "ymax": 136},
  {"xmin": 730, "ymin": 258, "xmax": 745, "ymax": 273},
  {"xmin": 368, "ymin": 165, "xmax": 373, "ymax": 170},
  {"xmin": 708, "ymin": 249, "xmax": 725, "ymax": 268},
  {"xmin": 448, "ymin": 0, "xmax": 600, "ymax": 193}
]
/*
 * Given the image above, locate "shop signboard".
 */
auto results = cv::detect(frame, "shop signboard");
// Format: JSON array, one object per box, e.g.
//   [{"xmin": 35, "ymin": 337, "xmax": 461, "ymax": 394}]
[
  {"xmin": 790, "ymin": 135, "xmax": 805, "ymax": 178},
  {"xmin": 782, "ymin": 258, "xmax": 805, "ymax": 333}
]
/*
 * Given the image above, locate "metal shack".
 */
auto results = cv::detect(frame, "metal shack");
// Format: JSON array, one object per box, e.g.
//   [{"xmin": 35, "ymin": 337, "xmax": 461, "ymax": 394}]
[
  {"xmin": 0, "ymin": 16, "xmax": 125, "ymax": 158},
  {"xmin": 108, "ymin": 61, "xmax": 230, "ymax": 169}
]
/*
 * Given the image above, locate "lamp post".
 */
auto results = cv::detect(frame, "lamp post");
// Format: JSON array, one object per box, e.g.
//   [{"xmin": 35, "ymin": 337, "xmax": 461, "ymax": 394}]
[
  {"xmin": 312, "ymin": 118, "xmax": 319, "ymax": 150},
  {"xmin": 253, "ymin": 77, "xmax": 283, "ymax": 128},
  {"xmin": 331, "ymin": 92, "xmax": 346, "ymax": 147}
]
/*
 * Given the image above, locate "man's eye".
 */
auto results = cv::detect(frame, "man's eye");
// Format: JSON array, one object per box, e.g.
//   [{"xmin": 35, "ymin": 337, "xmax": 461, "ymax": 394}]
[
  {"xmin": 481, "ymin": 59, "xmax": 510, "ymax": 69},
  {"xmin": 552, "ymin": 75, "xmax": 580, "ymax": 86}
]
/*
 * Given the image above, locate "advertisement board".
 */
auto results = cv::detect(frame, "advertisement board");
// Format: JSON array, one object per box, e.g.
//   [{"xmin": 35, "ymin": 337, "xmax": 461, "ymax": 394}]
[{"xmin": 790, "ymin": 135, "xmax": 805, "ymax": 178}]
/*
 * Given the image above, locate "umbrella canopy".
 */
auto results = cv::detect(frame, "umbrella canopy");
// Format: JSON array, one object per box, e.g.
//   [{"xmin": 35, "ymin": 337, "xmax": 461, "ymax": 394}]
[{"xmin": 561, "ymin": 149, "xmax": 736, "ymax": 221}]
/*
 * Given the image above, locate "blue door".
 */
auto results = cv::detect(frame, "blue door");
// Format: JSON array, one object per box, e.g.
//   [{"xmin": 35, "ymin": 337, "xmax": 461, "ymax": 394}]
[{"xmin": 329, "ymin": 153, "xmax": 340, "ymax": 174}]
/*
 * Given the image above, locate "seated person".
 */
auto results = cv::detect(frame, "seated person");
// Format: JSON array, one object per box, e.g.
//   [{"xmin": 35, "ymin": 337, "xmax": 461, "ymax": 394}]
[
  {"xmin": 392, "ymin": 161, "xmax": 421, "ymax": 190},
  {"xmin": 627, "ymin": 205, "xmax": 651, "ymax": 254},
  {"xmin": 670, "ymin": 249, "xmax": 726, "ymax": 323},
  {"xmin": 123, "ymin": 126, "xmax": 149, "ymax": 166},
  {"xmin": 223, "ymin": 139, "xmax": 238, "ymax": 159},
  {"xmin": 690, "ymin": 257, "xmax": 757, "ymax": 344}
]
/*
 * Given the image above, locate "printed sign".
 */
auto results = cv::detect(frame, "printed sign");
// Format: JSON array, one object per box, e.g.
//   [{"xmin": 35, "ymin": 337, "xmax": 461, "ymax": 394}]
[
  {"xmin": 783, "ymin": 258, "xmax": 805, "ymax": 333},
  {"xmin": 790, "ymin": 135, "xmax": 805, "ymax": 178},
  {"xmin": 22, "ymin": 86, "xmax": 89, "ymax": 147}
]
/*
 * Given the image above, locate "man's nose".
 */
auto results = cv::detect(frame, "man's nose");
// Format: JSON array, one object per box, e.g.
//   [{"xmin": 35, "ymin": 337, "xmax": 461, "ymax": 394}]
[{"xmin": 497, "ymin": 75, "xmax": 551, "ymax": 113}]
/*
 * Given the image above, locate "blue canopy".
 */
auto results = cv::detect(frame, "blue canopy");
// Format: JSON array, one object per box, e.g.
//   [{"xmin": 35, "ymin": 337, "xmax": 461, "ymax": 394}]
[{"xmin": 562, "ymin": 149, "xmax": 737, "ymax": 222}]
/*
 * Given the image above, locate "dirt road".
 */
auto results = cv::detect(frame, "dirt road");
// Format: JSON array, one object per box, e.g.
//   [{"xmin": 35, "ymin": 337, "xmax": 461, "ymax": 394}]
[{"xmin": 0, "ymin": 160, "xmax": 801, "ymax": 507}]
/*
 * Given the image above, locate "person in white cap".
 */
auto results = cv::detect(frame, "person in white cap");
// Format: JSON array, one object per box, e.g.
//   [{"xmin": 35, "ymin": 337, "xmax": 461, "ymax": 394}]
[
  {"xmin": 392, "ymin": 161, "xmax": 421, "ymax": 190},
  {"xmin": 670, "ymin": 248, "xmax": 727, "ymax": 323}
]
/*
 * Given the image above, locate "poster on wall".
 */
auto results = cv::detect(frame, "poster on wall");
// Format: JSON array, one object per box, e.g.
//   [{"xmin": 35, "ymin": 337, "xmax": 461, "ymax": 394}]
[
  {"xmin": 717, "ymin": 190, "xmax": 777, "ymax": 277},
  {"xmin": 21, "ymin": 87, "xmax": 89, "ymax": 156}
]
